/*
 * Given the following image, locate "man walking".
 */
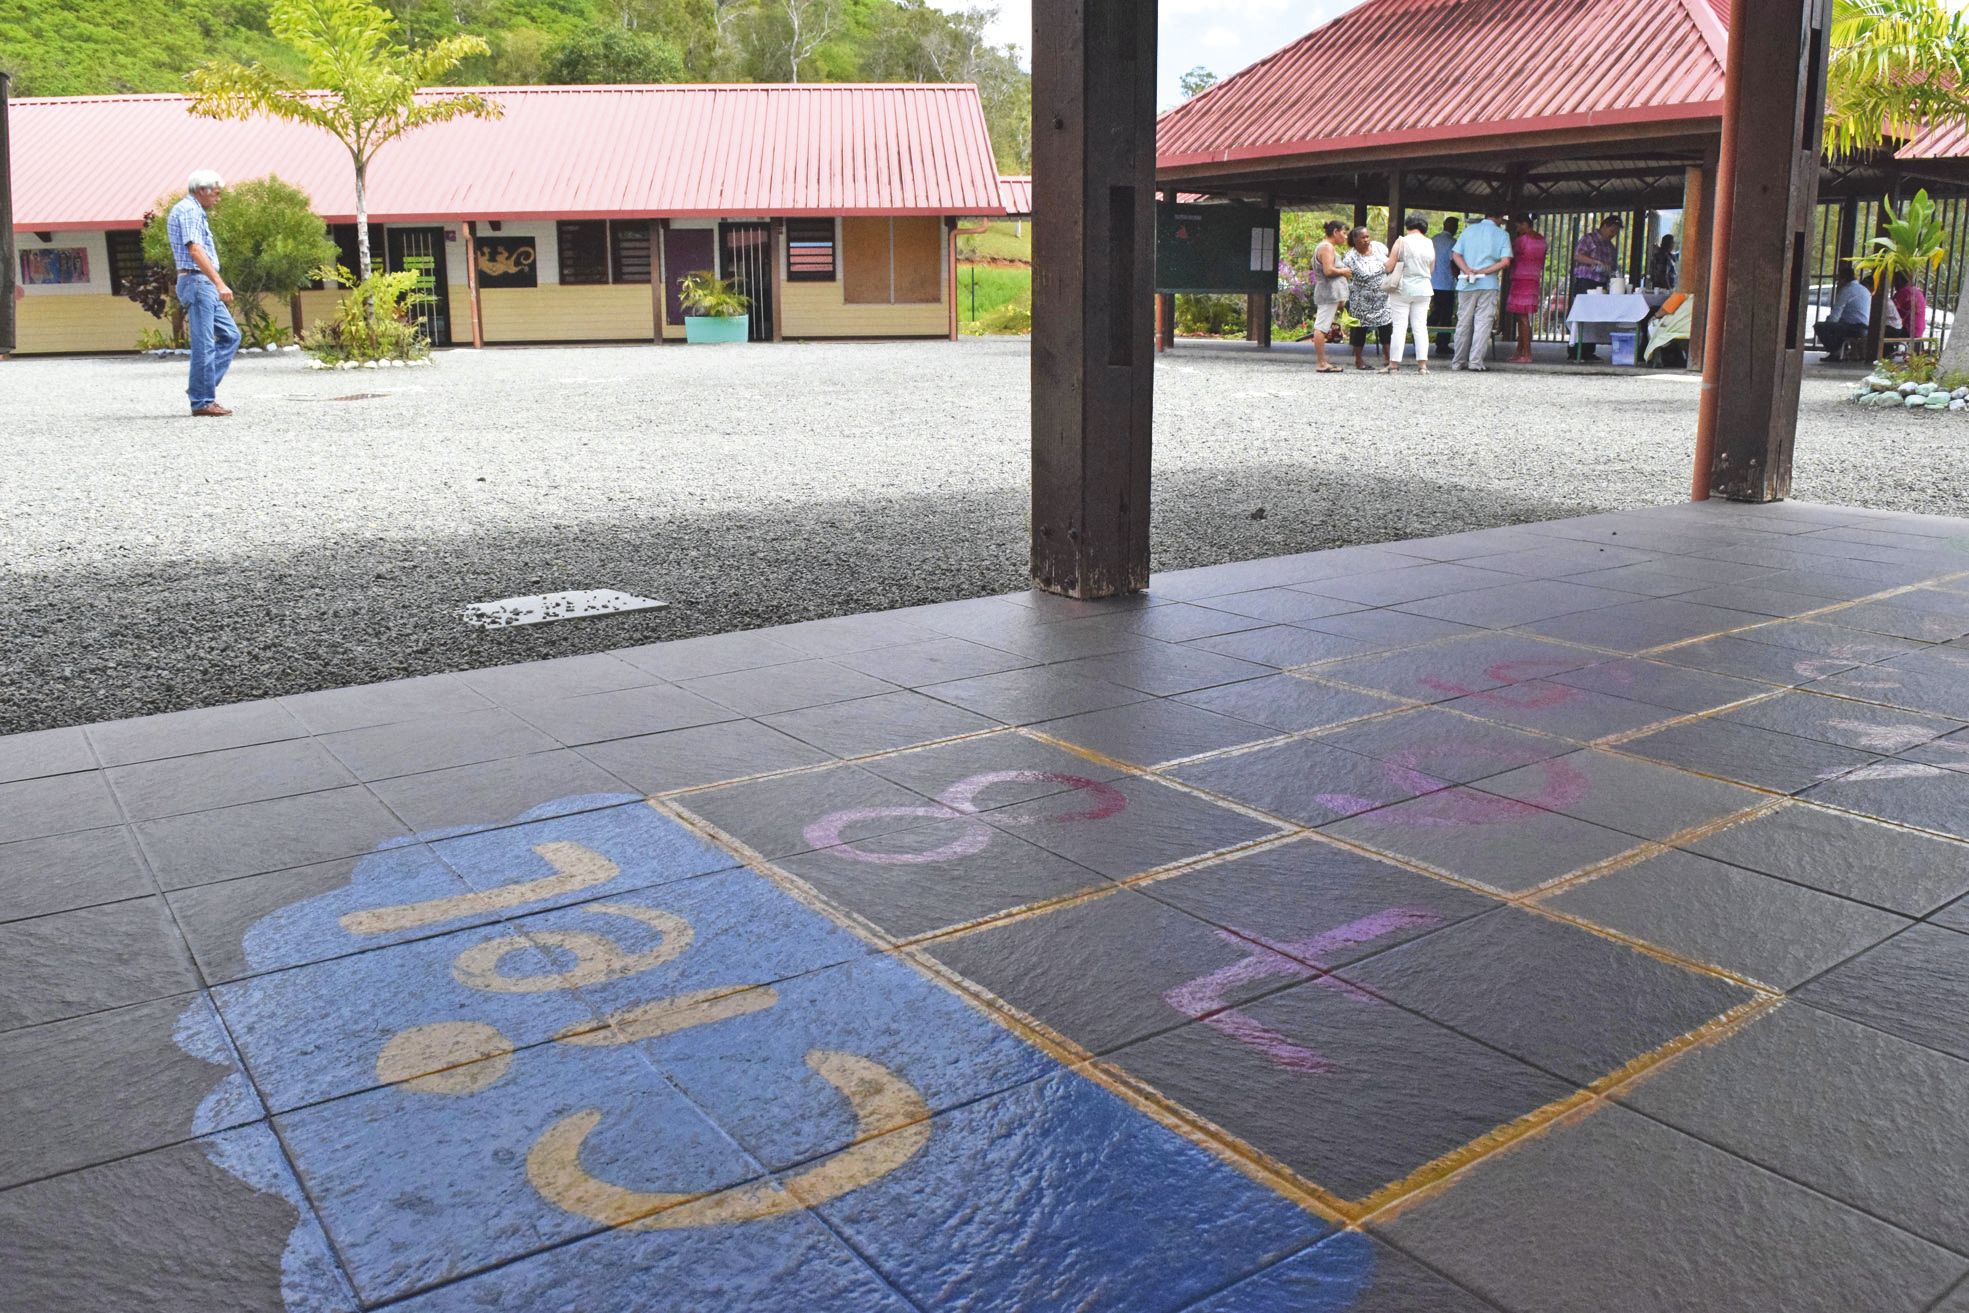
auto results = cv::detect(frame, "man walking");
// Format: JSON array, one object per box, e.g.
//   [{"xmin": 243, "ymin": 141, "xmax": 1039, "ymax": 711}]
[
  {"xmin": 1568, "ymin": 214, "xmax": 1622, "ymax": 361},
  {"xmin": 1430, "ymin": 216, "xmax": 1460, "ymax": 357},
  {"xmin": 169, "ymin": 170, "xmax": 239, "ymax": 417},
  {"xmin": 1450, "ymin": 208, "xmax": 1512, "ymax": 371}
]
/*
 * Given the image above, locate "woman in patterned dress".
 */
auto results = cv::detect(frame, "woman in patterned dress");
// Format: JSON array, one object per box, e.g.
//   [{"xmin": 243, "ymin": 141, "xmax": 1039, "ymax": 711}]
[
  {"xmin": 1341, "ymin": 227, "xmax": 1392, "ymax": 370},
  {"xmin": 1507, "ymin": 216, "xmax": 1549, "ymax": 364}
]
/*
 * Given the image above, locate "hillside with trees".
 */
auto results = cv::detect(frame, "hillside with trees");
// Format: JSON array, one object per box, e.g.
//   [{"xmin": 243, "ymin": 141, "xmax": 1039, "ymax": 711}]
[{"xmin": 0, "ymin": 0, "xmax": 1032, "ymax": 169}]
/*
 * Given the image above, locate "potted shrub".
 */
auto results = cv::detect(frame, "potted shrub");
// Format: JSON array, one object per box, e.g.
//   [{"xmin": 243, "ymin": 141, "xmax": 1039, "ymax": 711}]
[{"xmin": 677, "ymin": 270, "xmax": 752, "ymax": 343}]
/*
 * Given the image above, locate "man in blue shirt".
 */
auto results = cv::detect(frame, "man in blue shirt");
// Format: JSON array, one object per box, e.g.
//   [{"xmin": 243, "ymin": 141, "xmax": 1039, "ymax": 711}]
[
  {"xmin": 1430, "ymin": 216, "xmax": 1460, "ymax": 357},
  {"xmin": 1815, "ymin": 269, "xmax": 1876, "ymax": 361},
  {"xmin": 167, "ymin": 170, "xmax": 240, "ymax": 416},
  {"xmin": 1450, "ymin": 209, "xmax": 1512, "ymax": 371}
]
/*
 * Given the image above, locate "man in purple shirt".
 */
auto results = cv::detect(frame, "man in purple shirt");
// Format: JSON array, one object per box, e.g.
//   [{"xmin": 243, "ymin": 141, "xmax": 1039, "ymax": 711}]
[{"xmin": 1568, "ymin": 214, "xmax": 1622, "ymax": 361}]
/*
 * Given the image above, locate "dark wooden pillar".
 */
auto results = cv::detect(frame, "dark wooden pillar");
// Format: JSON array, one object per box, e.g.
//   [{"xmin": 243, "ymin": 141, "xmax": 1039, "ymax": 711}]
[
  {"xmin": 1387, "ymin": 170, "xmax": 1406, "ymax": 246},
  {"xmin": 1694, "ymin": 0, "xmax": 1830, "ymax": 502},
  {"xmin": 1156, "ymin": 189, "xmax": 1176, "ymax": 352},
  {"xmin": 0, "ymin": 73, "xmax": 15, "ymax": 358},
  {"xmin": 1353, "ymin": 197, "xmax": 1369, "ymax": 230},
  {"xmin": 654, "ymin": 218, "xmax": 670, "ymax": 343},
  {"xmin": 770, "ymin": 218, "xmax": 787, "ymax": 342},
  {"xmin": 1835, "ymin": 195, "xmax": 1859, "ymax": 269},
  {"xmin": 1628, "ymin": 207, "xmax": 1648, "ymax": 283},
  {"xmin": 1031, "ymin": 0, "xmax": 1158, "ymax": 598}
]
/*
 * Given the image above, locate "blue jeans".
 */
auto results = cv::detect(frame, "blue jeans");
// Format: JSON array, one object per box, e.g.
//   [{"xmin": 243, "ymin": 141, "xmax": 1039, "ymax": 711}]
[{"xmin": 177, "ymin": 272, "xmax": 240, "ymax": 410}]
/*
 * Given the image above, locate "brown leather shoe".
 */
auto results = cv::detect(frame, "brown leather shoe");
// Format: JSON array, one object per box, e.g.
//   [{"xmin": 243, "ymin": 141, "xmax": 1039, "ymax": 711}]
[{"xmin": 192, "ymin": 403, "xmax": 233, "ymax": 417}]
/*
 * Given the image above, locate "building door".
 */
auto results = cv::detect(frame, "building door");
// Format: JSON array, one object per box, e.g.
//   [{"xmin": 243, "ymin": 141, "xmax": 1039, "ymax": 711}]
[
  {"xmin": 719, "ymin": 222, "xmax": 774, "ymax": 342},
  {"xmin": 385, "ymin": 227, "xmax": 451, "ymax": 348}
]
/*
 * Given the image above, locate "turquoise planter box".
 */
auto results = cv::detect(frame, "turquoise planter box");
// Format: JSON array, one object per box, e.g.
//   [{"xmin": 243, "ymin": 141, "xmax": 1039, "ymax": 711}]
[{"xmin": 684, "ymin": 314, "xmax": 750, "ymax": 344}]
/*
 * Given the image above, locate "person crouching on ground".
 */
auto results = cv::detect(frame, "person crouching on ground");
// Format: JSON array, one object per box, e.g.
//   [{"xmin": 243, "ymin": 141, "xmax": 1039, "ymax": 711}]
[
  {"xmin": 169, "ymin": 170, "xmax": 241, "ymax": 417},
  {"xmin": 1451, "ymin": 208, "xmax": 1513, "ymax": 372},
  {"xmin": 1342, "ymin": 227, "xmax": 1393, "ymax": 370},
  {"xmin": 1310, "ymin": 219, "xmax": 1351, "ymax": 374}
]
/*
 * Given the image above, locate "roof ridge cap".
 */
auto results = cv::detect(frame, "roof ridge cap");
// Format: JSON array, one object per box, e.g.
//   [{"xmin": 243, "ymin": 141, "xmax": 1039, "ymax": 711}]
[{"xmin": 1676, "ymin": 0, "xmax": 1729, "ymax": 69}]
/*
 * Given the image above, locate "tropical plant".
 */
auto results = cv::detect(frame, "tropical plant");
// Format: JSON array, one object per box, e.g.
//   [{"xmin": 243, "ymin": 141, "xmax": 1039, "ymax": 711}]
[
  {"xmin": 675, "ymin": 270, "xmax": 751, "ymax": 318},
  {"xmin": 185, "ymin": 0, "xmax": 500, "ymax": 285},
  {"xmin": 301, "ymin": 261, "xmax": 431, "ymax": 362},
  {"xmin": 1827, "ymin": 0, "xmax": 1969, "ymax": 371},
  {"xmin": 137, "ymin": 176, "xmax": 338, "ymax": 348},
  {"xmin": 1852, "ymin": 187, "xmax": 1948, "ymax": 293}
]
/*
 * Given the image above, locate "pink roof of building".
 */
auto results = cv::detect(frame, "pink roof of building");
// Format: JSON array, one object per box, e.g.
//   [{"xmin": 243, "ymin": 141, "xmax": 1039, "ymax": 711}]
[
  {"xmin": 998, "ymin": 175, "xmax": 1032, "ymax": 217},
  {"xmin": 1158, "ymin": 0, "xmax": 1730, "ymax": 173},
  {"xmin": 10, "ymin": 83, "xmax": 1007, "ymax": 230}
]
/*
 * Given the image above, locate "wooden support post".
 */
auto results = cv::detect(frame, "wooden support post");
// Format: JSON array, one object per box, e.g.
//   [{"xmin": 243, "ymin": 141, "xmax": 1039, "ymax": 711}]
[
  {"xmin": 947, "ymin": 216, "xmax": 959, "ymax": 342},
  {"xmin": 770, "ymin": 218, "xmax": 786, "ymax": 343},
  {"xmin": 1628, "ymin": 206, "xmax": 1648, "ymax": 283},
  {"xmin": 463, "ymin": 220, "xmax": 484, "ymax": 349},
  {"xmin": 1157, "ymin": 190, "xmax": 1176, "ymax": 352},
  {"xmin": 1835, "ymin": 195, "xmax": 1859, "ymax": 270},
  {"xmin": 1353, "ymin": 197, "xmax": 1369, "ymax": 231},
  {"xmin": 654, "ymin": 218, "xmax": 670, "ymax": 342},
  {"xmin": 1694, "ymin": 0, "xmax": 1830, "ymax": 502},
  {"xmin": 0, "ymin": 73, "xmax": 15, "ymax": 358},
  {"xmin": 1681, "ymin": 153, "xmax": 1714, "ymax": 371},
  {"xmin": 1031, "ymin": 0, "xmax": 1158, "ymax": 599},
  {"xmin": 1387, "ymin": 170, "xmax": 1405, "ymax": 247}
]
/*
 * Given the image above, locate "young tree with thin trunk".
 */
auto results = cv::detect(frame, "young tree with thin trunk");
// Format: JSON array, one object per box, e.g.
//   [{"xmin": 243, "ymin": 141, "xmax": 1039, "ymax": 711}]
[
  {"xmin": 1825, "ymin": 0, "xmax": 1969, "ymax": 370},
  {"xmin": 185, "ymin": 0, "xmax": 500, "ymax": 286}
]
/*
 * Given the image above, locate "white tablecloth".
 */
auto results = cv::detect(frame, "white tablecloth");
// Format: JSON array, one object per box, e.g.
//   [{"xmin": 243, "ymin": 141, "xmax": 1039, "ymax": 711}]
[{"xmin": 1566, "ymin": 292, "xmax": 1653, "ymax": 345}]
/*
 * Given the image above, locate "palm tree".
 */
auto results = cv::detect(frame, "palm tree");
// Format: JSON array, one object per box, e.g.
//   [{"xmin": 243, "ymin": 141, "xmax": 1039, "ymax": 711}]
[
  {"xmin": 185, "ymin": 0, "xmax": 500, "ymax": 285},
  {"xmin": 1825, "ymin": 0, "xmax": 1969, "ymax": 369}
]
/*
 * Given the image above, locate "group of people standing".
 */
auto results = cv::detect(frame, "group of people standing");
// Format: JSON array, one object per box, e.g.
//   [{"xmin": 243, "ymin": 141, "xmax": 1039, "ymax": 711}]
[{"xmin": 1305, "ymin": 211, "xmax": 1676, "ymax": 372}]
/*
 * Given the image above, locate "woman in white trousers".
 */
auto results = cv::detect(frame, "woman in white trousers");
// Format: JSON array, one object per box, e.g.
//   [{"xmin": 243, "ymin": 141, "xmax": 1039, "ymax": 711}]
[{"xmin": 1383, "ymin": 214, "xmax": 1438, "ymax": 374}]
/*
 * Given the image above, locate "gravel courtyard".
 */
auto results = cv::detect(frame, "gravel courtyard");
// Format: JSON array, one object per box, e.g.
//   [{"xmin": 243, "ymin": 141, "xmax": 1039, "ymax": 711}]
[{"xmin": 6, "ymin": 338, "xmax": 1966, "ymax": 732}]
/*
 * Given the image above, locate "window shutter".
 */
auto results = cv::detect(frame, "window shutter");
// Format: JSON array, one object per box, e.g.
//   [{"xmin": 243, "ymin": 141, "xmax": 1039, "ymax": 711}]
[
  {"xmin": 786, "ymin": 219, "xmax": 836, "ymax": 282},
  {"xmin": 610, "ymin": 221, "xmax": 652, "ymax": 284},
  {"xmin": 557, "ymin": 221, "xmax": 610, "ymax": 285}
]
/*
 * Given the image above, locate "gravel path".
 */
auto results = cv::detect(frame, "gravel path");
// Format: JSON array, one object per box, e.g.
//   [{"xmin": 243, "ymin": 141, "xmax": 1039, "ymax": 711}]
[{"xmin": 5, "ymin": 339, "xmax": 1965, "ymax": 732}]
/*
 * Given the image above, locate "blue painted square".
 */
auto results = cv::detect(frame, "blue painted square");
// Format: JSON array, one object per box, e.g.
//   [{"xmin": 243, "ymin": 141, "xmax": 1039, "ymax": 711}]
[
  {"xmin": 214, "ymin": 925, "xmax": 594, "ymax": 1111},
  {"xmin": 814, "ymin": 1070, "xmax": 1335, "ymax": 1313},
  {"xmin": 277, "ymin": 1041, "xmax": 763, "ymax": 1305},
  {"xmin": 389, "ymin": 1207, "xmax": 913, "ymax": 1313},
  {"xmin": 635, "ymin": 952, "xmax": 1054, "ymax": 1171},
  {"xmin": 429, "ymin": 799, "xmax": 742, "ymax": 910}
]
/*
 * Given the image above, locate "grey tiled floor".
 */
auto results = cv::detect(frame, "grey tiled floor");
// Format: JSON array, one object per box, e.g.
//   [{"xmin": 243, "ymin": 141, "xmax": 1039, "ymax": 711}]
[{"xmin": 8, "ymin": 500, "xmax": 1969, "ymax": 1311}]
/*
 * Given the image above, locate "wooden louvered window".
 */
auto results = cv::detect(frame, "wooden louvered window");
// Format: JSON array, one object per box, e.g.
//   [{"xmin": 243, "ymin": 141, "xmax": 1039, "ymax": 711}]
[
  {"xmin": 558, "ymin": 221, "xmax": 610, "ymax": 285},
  {"xmin": 105, "ymin": 231, "xmax": 148, "ymax": 296},
  {"xmin": 610, "ymin": 221, "xmax": 652, "ymax": 284},
  {"xmin": 786, "ymin": 219, "xmax": 836, "ymax": 282}
]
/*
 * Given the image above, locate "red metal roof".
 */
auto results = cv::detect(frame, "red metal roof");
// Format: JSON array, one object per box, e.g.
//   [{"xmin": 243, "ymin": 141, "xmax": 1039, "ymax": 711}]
[
  {"xmin": 9, "ymin": 84, "xmax": 1007, "ymax": 230},
  {"xmin": 1157, "ymin": 0, "xmax": 1730, "ymax": 174},
  {"xmin": 998, "ymin": 175, "xmax": 1032, "ymax": 217}
]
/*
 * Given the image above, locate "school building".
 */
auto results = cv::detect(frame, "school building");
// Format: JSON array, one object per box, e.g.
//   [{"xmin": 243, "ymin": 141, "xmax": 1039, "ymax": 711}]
[{"xmin": 5, "ymin": 83, "xmax": 1009, "ymax": 354}]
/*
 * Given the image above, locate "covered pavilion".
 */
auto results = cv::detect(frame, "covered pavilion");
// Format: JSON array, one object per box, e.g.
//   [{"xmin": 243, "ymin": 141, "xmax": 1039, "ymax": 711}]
[{"xmin": 1151, "ymin": 0, "xmax": 1969, "ymax": 362}]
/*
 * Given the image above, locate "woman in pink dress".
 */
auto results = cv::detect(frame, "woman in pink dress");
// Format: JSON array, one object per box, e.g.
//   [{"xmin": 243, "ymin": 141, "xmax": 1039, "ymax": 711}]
[{"xmin": 1506, "ymin": 217, "xmax": 1549, "ymax": 364}]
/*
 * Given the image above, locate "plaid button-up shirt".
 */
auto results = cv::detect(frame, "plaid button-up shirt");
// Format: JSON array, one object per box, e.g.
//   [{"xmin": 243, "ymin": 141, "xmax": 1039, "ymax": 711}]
[
  {"xmin": 1573, "ymin": 230, "xmax": 1615, "ymax": 285},
  {"xmin": 167, "ymin": 195, "xmax": 219, "ymax": 273}
]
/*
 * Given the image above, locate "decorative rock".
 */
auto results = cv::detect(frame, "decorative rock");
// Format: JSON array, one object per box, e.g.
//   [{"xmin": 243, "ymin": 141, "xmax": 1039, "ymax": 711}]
[
  {"xmin": 1865, "ymin": 374, "xmax": 1894, "ymax": 391},
  {"xmin": 1952, "ymin": 399, "xmax": 1966, "ymax": 411},
  {"xmin": 1906, "ymin": 394, "xmax": 1928, "ymax": 408},
  {"xmin": 1900, "ymin": 382, "xmax": 1922, "ymax": 395},
  {"xmin": 1926, "ymin": 393, "xmax": 1951, "ymax": 409}
]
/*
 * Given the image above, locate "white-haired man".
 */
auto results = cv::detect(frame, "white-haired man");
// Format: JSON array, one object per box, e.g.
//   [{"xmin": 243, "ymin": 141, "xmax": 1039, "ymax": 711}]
[{"xmin": 168, "ymin": 170, "xmax": 240, "ymax": 416}]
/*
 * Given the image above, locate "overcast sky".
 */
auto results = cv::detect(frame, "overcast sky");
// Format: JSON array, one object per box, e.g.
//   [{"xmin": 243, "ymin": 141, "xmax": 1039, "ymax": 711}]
[{"xmin": 926, "ymin": 1, "xmax": 1368, "ymax": 108}]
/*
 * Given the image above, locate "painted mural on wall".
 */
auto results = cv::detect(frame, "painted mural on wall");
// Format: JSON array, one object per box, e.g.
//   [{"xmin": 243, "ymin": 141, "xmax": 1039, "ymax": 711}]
[
  {"xmin": 475, "ymin": 238, "xmax": 538, "ymax": 288},
  {"xmin": 180, "ymin": 794, "xmax": 1376, "ymax": 1309},
  {"xmin": 19, "ymin": 247, "xmax": 90, "ymax": 285}
]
